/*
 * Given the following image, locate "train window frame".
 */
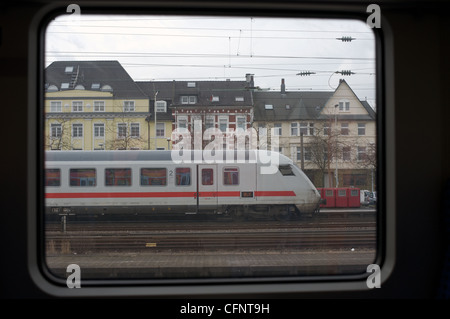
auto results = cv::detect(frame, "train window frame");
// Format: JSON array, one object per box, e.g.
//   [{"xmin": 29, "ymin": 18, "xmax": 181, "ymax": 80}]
[
  {"xmin": 140, "ymin": 167, "xmax": 167, "ymax": 186},
  {"xmin": 44, "ymin": 168, "xmax": 60, "ymax": 187},
  {"xmin": 201, "ymin": 168, "xmax": 214, "ymax": 186},
  {"xmin": 175, "ymin": 167, "xmax": 191, "ymax": 186},
  {"xmin": 223, "ymin": 167, "xmax": 239, "ymax": 186},
  {"xmin": 29, "ymin": 4, "xmax": 394, "ymax": 295},
  {"xmin": 104, "ymin": 168, "xmax": 132, "ymax": 187},
  {"xmin": 69, "ymin": 168, "xmax": 97, "ymax": 187},
  {"xmin": 279, "ymin": 164, "xmax": 295, "ymax": 176}
]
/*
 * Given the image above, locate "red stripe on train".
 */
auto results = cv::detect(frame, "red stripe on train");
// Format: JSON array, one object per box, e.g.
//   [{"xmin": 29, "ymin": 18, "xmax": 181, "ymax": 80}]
[{"xmin": 45, "ymin": 190, "xmax": 295, "ymax": 199}]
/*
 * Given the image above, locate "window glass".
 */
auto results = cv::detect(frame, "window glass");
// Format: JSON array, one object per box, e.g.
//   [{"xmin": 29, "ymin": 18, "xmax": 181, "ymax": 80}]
[
  {"xmin": 141, "ymin": 168, "xmax": 167, "ymax": 186},
  {"xmin": 223, "ymin": 167, "xmax": 239, "ymax": 185},
  {"xmin": 279, "ymin": 164, "xmax": 295, "ymax": 176},
  {"xmin": 176, "ymin": 168, "xmax": 191, "ymax": 186},
  {"xmin": 202, "ymin": 168, "xmax": 213, "ymax": 185},
  {"xmin": 70, "ymin": 169, "xmax": 96, "ymax": 186},
  {"xmin": 45, "ymin": 169, "xmax": 60, "ymax": 186},
  {"xmin": 105, "ymin": 168, "xmax": 132, "ymax": 186}
]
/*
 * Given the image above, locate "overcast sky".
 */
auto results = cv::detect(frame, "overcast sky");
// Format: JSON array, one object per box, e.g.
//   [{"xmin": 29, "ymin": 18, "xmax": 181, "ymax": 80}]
[{"xmin": 45, "ymin": 13, "xmax": 376, "ymax": 106}]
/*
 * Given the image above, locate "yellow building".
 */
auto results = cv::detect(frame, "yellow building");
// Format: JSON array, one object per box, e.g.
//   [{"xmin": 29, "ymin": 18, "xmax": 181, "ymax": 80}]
[{"xmin": 44, "ymin": 61, "xmax": 173, "ymax": 150}]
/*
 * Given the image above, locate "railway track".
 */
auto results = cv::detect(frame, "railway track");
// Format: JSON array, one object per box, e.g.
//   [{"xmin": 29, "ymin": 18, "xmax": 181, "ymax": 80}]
[{"xmin": 46, "ymin": 226, "xmax": 376, "ymax": 254}]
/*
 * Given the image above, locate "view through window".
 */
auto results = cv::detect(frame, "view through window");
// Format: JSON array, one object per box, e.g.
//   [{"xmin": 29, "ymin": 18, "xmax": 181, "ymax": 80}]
[{"xmin": 43, "ymin": 13, "xmax": 377, "ymax": 281}]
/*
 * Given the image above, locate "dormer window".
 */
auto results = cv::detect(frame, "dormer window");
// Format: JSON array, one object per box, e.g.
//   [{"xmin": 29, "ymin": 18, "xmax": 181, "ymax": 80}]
[
  {"xmin": 181, "ymin": 96, "xmax": 197, "ymax": 104},
  {"xmin": 65, "ymin": 66, "xmax": 73, "ymax": 73},
  {"xmin": 61, "ymin": 83, "xmax": 70, "ymax": 90},
  {"xmin": 156, "ymin": 100, "xmax": 167, "ymax": 112},
  {"xmin": 211, "ymin": 96, "xmax": 219, "ymax": 102},
  {"xmin": 91, "ymin": 83, "xmax": 100, "ymax": 89},
  {"xmin": 187, "ymin": 82, "xmax": 196, "ymax": 87}
]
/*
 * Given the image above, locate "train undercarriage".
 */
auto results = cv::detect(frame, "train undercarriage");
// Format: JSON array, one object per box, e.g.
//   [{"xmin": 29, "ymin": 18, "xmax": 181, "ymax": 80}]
[{"xmin": 45, "ymin": 203, "xmax": 321, "ymax": 223}]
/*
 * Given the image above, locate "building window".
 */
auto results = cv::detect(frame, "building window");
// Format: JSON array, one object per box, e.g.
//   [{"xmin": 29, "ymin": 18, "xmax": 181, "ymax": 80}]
[
  {"xmin": 341, "ymin": 123, "xmax": 349, "ymax": 135},
  {"xmin": 130, "ymin": 123, "xmax": 140, "ymax": 138},
  {"xmin": 358, "ymin": 123, "xmax": 366, "ymax": 135},
  {"xmin": 357, "ymin": 146, "xmax": 367, "ymax": 161},
  {"xmin": 291, "ymin": 123, "xmax": 298, "ymax": 136},
  {"xmin": 205, "ymin": 117, "xmax": 215, "ymax": 130},
  {"xmin": 273, "ymin": 123, "xmax": 282, "ymax": 136},
  {"xmin": 156, "ymin": 101, "xmax": 167, "ymax": 112},
  {"xmin": 300, "ymin": 123, "xmax": 308, "ymax": 135},
  {"xmin": 219, "ymin": 117, "xmax": 228, "ymax": 132},
  {"xmin": 236, "ymin": 116, "xmax": 246, "ymax": 131},
  {"xmin": 123, "ymin": 101, "xmax": 135, "ymax": 112},
  {"xmin": 339, "ymin": 100, "xmax": 350, "ymax": 111},
  {"xmin": 50, "ymin": 101, "xmax": 62, "ymax": 112},
  {"xmin": 156, "ymin": 123, "xmax": 165, "ymax": 137},
  {"xmin": 94, "ymin": 123, "xmax": 104, "ymax": 137},
  {"xmin": 343, "ymin": 146, "xmax": 351, "ymax": 161},
  {"xmin": 309, "ymin": 123, "xmax": 315, "ymax": 135},
  {"xmin": 72, "ymin": 124, "xmax": 83, "ymax": 137},
  {"xmin": 300, "ymin": 122, "xmax": 314, "ymax": 135},
  {"xmin": 181, "ymin": 96, "xmax": 197, "ymax": 104},
  {"xmin": 118, "ymin": 123, "xmax": 127, "ymax": 138},
  {"xmin": 296, "ymin": 146, "xmax": 311, "ymax": 161},
  {"xmin": 178, "ymin": 117, "xmax": 188, "ymax": 130},
  {"xmin": 94, "ymin": 101, "xmax": 105, "ymax": 112},
  {"xmin": 258, "ymin": 124, "xmax": 267, "ymax": 137},
  {"xmin": 211, "ymin": 96, "xmax": 219, "ymax": 102},
  {"xmin": 50, "ymin": 123, "xmax": 62, "ymax": 138},
  {"xmin": 235, "ymin": 96, "xmax": 244, "ymax": 102},
  {"xmin": 72, "ymin": 101, "xmax": 83, "ymax": 112}
]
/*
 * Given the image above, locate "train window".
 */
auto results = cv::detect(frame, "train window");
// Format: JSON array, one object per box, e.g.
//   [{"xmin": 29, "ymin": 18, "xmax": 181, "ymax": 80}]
[
  {"xmin": 105, "ymin": 168, "xmax": 132, "ymax": 186},
  {"xmin": 40, "ymin": 10, "xmax": 378, "ymax": 292},
  {"xmin": 140, "ymin": 168, "xmax": 167, "ymax": 186},
  {"xmin": 175, "ymin": 168, "xmax": 191, "ymax": 186},
  {"xmin": 279, "ymin": 164, "xmax": 295, "ymax": 176},
  {"xmin": 223, "ymin": 167, "xmax": 239, "ymax": 185},
  {"xmin": 44, "ymin": 169, "xmax": 60, "ymax": 186},
  {"xmin": 69, "ymin": 169, "xmax": 96, "ymax": 187},
  {"xmin": 202, "ymin": 168, "xmax": 214, "ymax": 185},
  {"xmin": 338, "ymin": 189, "xmax": 347, "ymax": 196}
]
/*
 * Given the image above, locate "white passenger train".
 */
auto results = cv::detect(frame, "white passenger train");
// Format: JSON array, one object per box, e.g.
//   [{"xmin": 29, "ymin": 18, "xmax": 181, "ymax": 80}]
[{"xmin": 44, "ymin": 150, "xmax": 322, "ymax": 220}]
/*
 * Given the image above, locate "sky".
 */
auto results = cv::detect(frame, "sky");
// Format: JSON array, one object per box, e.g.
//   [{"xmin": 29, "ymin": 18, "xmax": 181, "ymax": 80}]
[{"xmin": 45, "ymin": 13, "xmax": 376, "ymax": 107}]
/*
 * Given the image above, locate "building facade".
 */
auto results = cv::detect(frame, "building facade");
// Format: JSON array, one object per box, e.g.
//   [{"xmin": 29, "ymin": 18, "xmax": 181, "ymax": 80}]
[
  {"xmin": 44, "ymin": 61, "xmax": 171, "ymax": 151},
  {"xmin": 253, "ymin": 79, "xmax": 376, "ymax": 189}
]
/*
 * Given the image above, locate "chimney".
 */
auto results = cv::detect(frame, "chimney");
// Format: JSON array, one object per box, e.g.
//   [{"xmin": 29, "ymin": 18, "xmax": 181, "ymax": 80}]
[
  {"xmin": 246, "ymin": 73, "xmax": 254, "ymax": 88},
  {"xmin": 281, "ymin": 78, "xmax": 286, "ymax": 94}
]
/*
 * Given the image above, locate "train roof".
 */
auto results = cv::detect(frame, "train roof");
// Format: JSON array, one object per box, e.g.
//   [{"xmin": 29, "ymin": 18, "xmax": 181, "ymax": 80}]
[{"xmin": 44, "ymin": 150, "xmax": 293, "ymax": 165}]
